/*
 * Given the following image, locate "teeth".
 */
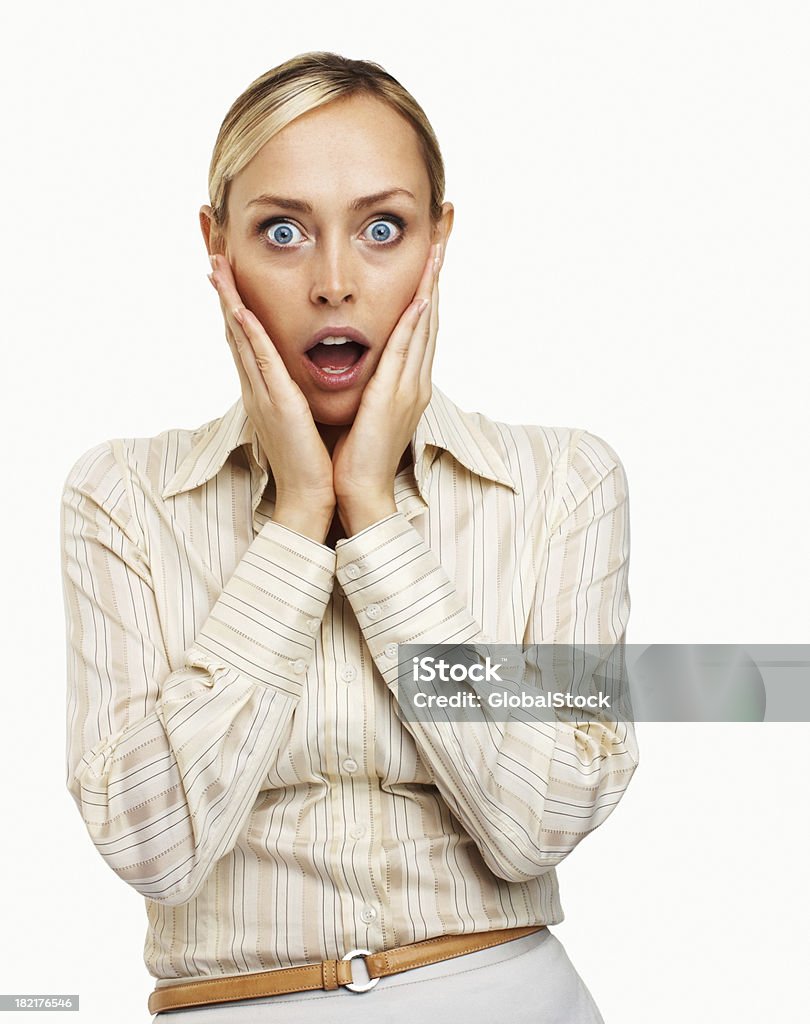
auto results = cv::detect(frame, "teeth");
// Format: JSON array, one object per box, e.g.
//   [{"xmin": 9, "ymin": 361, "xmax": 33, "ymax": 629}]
[{"xmin": 321, "ymin": 336, "xmax": 351, "ymax": 346}]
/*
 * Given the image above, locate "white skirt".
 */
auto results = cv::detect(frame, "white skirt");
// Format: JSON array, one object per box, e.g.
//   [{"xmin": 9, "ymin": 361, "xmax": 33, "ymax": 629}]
[{"xmin": 152, "ymin": 928, "xmax": 603, "ymax": 1023}]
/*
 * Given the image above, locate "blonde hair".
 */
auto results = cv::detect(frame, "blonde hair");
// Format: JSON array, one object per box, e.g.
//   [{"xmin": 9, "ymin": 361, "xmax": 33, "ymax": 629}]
[{"xmin": 208, "ymin": 52, "xmax": 446, "ymax": 227}]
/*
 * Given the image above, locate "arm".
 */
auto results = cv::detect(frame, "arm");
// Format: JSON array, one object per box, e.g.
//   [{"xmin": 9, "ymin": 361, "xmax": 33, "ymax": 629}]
[
  {"xmin": 334, "ymin": 431, "xmax": 638, "ymax": 883},
  {"xmin": 63, "ymin": 440, "xmax": 335, "ymax": 906}
]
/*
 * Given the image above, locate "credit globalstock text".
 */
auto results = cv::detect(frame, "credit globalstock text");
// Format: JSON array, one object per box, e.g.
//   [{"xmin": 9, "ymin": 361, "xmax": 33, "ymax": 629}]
[{"xmin": 409, "ymin": 654, "xmax": 611, "ymax": 710}]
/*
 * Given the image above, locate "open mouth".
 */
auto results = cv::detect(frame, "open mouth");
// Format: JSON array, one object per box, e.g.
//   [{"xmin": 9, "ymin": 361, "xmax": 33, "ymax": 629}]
[{"xmin": 306, "ymin": 337, "xmax": 368, "ymax": 375}]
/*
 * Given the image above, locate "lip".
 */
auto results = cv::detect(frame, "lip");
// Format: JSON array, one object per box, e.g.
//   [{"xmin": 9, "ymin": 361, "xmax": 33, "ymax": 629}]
[{"xmin": 303, "ymin": 325, "xmax": 372, "ymax": 391}]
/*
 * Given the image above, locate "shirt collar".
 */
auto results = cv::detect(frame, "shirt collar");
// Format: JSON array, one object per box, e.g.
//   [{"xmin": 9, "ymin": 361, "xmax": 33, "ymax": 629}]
[
  {"xmin": 411, "ymin": 385, "xmax": 518, "ymax": 493},
  {"xmin": 162, "ymin": 396, "xmax": 263, "ymax": 501},
  {"xmin": 161, "ymin": 384, "xmax": 518, "ymax": 504}
]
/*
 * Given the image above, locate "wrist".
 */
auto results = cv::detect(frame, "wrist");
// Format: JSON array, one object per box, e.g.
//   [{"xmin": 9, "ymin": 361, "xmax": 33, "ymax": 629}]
[
  {"xmin": 337, "ymin": 495, "xmax": 398, "ymax": 537},
  {"xmin": 273, "ymin": 500, "xmax": 334, "ymax": 545}
]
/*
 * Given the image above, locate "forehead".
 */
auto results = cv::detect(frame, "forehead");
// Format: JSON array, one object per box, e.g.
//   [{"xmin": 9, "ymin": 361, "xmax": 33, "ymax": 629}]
[{"xmin": 230, "ymin": 94, "xmax": 430, "ymax": 212}]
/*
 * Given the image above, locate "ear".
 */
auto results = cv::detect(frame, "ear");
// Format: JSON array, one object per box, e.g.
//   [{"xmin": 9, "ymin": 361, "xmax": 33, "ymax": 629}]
[
  {"xmin": 199, "ymin": 204, "xmax": 226, "ymax": 257},
  {"xmin": 433, "ymin": 201, "xmax": 454, "ymax": 268}
]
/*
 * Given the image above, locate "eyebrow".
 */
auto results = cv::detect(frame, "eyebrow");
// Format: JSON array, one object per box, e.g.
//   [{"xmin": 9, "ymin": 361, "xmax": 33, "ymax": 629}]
[{"xmin": 245, "ymin": 188, "xmax": 417, "ymax": 213}]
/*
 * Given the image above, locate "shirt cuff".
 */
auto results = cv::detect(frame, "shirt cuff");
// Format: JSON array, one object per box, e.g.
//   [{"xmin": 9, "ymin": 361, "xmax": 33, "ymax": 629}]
[
  {"xmin": 189, "ymin": 519, "xmax": 337, "ymax": 698},
  {"xmin": 335, "ymin": 512, "xmax": 480, "ymax": 680}
]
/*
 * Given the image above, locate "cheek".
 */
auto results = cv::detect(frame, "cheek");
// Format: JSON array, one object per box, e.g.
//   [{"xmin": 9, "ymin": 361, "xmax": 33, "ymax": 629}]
[
  {"xmin": 232, "ymin": 264, "xmax": 299, "ymax": 342},
  {"xmin": 372, "ymin": 256, "xmax": 426, "ymax": 324},
  {"xmin": 232, "ymin": 263, "xmax": 280, "ymax": 315}
]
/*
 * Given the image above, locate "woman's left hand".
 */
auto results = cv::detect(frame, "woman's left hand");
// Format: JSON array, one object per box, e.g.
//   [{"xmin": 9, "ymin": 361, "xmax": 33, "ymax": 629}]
[{"xmin": 332, "ymin": 241, "xmax": 443, "ymax": 536}]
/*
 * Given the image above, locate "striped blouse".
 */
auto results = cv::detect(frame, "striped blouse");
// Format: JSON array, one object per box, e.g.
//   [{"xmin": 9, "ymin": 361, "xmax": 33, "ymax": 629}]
[{"xmin": 61, "ymin": 384, "xmax": 638, "ymax": 984}]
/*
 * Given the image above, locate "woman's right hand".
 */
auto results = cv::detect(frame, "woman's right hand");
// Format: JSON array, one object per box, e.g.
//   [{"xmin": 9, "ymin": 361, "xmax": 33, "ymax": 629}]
[{"xmin": 209, "ymin": 254, "xmax": 336, "ymax": 544}]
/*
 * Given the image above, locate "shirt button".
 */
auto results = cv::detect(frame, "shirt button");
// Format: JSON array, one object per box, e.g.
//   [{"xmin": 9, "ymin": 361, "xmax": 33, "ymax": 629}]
[
  {"xmin": 292, "ymin": 659, "xmax": 307, "ymax": 675},
  {"xmin": 345, "ymin": 563, "xmax": 361, "ymax": 580},
  {"xmin": 342, "ymin": 758, "xmax": 359, "ymax": 774},
  {"xmin": 366, "ymin": 604, "xmax": 381, "ymax": 621},
  {"xmin": 359, "ymin": 905, "xmax": 377, "ymax": 924},
  {"xmin": 340, "ymin": 663, "xmax": 357, "ymax": 683},
  {"xmin": 349, "ymin": 823, "xmax": 366, "ymax": 840},
  {"xmin": 384, "ymin": 643, "xmax": 398, "ymax": 660},
  {"xmin": 306, "ymin": 618, "xmax": 320, "ymax": 634}
]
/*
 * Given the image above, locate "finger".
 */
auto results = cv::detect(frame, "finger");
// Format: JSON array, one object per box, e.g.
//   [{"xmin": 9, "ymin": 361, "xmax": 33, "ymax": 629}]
[
  {"xmin": 373, "ymin": 244, "xmax": 438, "ymax": 387},
  {"xmin": 369, "ymin": 295, "xmax": 429, "ymax": 397},
  {"xmin": 401, "ymin": 281, "xmax": 434, "ymax": 386},
  {"xmin": 401, "ymin": 245, "xmax": 441, "ymax": 385},
  {"xmin": 223, "ymin": 317, "xmax": 253, "ymax": 399},
  {"xmin": 239, "ymin": 307, "xmax": 308, "ymax": 407},
  {"xmin": 209, "ymin": 267, "xmax": 262, "ymax": 400},
  {"xmin": 211, "ymin": 255, "xmax": 255, "ymax": 352},
  {"xmin": 419, "ymin": 277, "xmax": 440, "ymax": 394},
  {"xmin": 211, "ymin": 256, "xmax": 289, "ymax": 399},
  {"xmin": 208, "ymin": 266, "xmax": 253, "ymax": 394},
  {"xmin": 416, "ymin": 241, "xmax": 441, "ymax": 305},
  {"xmin": 232, "ymin": 314, "xmax": 272, "ymax": 403}
]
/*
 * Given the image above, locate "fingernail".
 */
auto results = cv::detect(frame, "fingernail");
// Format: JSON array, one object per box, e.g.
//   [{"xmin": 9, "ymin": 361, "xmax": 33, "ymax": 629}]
[
  {"xmin": 233, "ymin": 307, "xmax": 245, "ymax": 325},
  {"xmin": 417, "ymin": 299, "xmax": 429, "ymax": 315},
  {"xmin": 433, "ymin": 243, "xmax": 443, "ymax": 268},
  {"xmin": 207, "ymin": 272, "xmax": 218, "ymax": 291},
  {"xmin": 209, "ymin": 254, "xmax": 217, "ymax": 270}
]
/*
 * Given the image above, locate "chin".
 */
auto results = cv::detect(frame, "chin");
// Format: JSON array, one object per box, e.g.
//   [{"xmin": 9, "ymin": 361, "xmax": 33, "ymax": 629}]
[{"xmin": 309, "ymin": 395, "xmax": 361, "ymax": 428}]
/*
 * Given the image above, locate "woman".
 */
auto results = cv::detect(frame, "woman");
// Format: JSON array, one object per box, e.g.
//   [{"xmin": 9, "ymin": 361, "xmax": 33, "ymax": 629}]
[{"xmin": 62, "ymin": 52, "xmax": 638, "ymax": 1022}]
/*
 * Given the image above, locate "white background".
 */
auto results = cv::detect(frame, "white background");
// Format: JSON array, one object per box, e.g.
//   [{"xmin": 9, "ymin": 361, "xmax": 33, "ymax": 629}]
[{"xmin": 1, "ymin": 1, "xmax": 808, "ymax": 1020}]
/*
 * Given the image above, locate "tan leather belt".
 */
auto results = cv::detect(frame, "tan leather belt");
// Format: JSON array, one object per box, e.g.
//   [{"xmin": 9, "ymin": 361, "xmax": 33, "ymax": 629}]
[{"xmin": 149, "ymin": 926, "xmax": 545, "ymax": 1014}]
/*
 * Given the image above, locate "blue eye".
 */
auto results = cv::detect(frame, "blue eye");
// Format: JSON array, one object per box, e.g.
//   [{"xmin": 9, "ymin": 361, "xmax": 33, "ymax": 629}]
[
  {"xmin": 364, "ymin": 219, "xmax": 403, "ymax": 244},
  {"xmin": 264, "ymin": 221, "xmax": 304, "ymax": 247}
]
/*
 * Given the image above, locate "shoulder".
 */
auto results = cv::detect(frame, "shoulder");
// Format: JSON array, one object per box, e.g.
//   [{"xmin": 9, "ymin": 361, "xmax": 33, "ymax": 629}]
[
  {"xmin": 443, "ymin": 392, "xmax": 628, "ymax": 507},
  {"xmin": 61, "ymin": 409, "xmax": 226, "ymax": 513}
]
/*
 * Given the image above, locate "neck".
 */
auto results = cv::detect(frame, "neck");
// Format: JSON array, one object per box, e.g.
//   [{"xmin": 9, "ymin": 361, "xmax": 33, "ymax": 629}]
[
  {"xmin": 316, "ymin": 423, "xmax": 346, "ymax": 456},
  {"xmin": 315, "ymin": 422, "xmax": 414, "ymax": 473}
]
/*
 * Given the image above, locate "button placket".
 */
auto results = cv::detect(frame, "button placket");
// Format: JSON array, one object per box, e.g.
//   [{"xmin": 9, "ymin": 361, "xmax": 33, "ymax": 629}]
[{"xmin": 323, "ymin": 602, "xmax": 388, "ymax": 946}]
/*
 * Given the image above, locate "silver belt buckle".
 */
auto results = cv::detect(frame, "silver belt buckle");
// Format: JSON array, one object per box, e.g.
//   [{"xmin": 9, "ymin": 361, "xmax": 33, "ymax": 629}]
[{"xmin": 341, "ymin": 948, "xmax": 379, "ymax": 993}]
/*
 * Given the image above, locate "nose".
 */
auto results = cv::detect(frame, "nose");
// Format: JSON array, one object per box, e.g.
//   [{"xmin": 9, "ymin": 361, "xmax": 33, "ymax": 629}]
[{"xmin": 309, "ymin": 237, "xmax": 357, "ymax": 307}]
